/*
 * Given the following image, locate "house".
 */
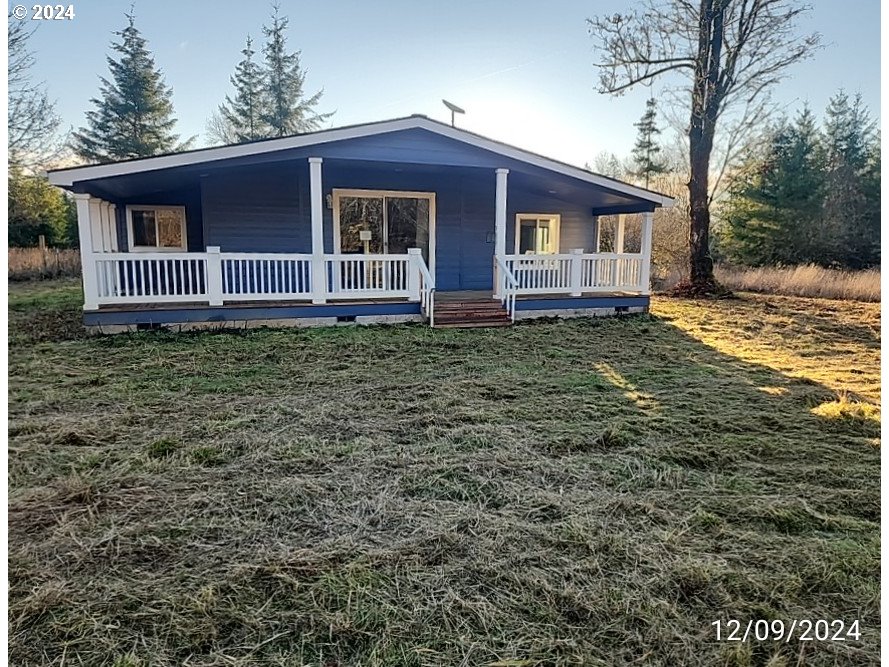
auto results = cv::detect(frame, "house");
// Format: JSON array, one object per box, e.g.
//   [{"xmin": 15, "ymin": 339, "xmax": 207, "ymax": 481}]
[{"xmin": 47, "ymin": 115, "xmax": 673, "ymax": 331}]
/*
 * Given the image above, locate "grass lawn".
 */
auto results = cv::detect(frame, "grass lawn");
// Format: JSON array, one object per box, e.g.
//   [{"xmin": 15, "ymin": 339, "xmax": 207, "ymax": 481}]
[{"xmin": 8, "ymin": 280, "xmax": 880, "ymax": 666}]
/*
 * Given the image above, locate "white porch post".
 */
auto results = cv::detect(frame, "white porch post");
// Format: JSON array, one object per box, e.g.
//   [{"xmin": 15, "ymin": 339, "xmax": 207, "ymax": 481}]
[
  {"xmin": 309, "ymin": 157, "xmax": 327, "ymax": 304},
  {"xmin": 206, "ymin": 246, "xmax": 223, "ymax": 306},
  {"xmin": 494, "ymin": 168, "xmax": 509, "ymax": 297},
  {"xmin": 88, "ymin": 198, "xmax": 104, "ymax": 253},
  {"xmin": 640, "ymin": 211, "xmax": 654, "ymax": 294},
  {"xmin": 615, "ymin": 214, "xmax": 626, "ymax": 254},
  {"xmin": 107, "ymin": 203, "xmax": 119, "ymax": 251},
  {"xmin": 570, "ymin": 248, "xmax": 584, "ymax": 297},
  {"xmin": 73, "ymin": 194, "xmax": 99, "ymax": 311},
  {"xmin": 407, "ymin": 248, "xmax": 422, "ymax": 301}
]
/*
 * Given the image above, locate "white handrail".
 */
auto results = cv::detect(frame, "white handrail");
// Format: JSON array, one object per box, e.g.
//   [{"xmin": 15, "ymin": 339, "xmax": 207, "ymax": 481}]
[
  {"xmin": 494, "ymin": 254, "xmax": 518, "ymax": 321},
  {"xmin": 412, "ymin": 252, "xmax": 436, "ymax": 326}
]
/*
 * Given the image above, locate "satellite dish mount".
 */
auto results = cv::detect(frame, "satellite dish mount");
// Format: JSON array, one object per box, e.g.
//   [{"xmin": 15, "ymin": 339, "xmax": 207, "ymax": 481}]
[{"xmin": 442, "ymin": 99, "xmax": 465, "ymax": 127}]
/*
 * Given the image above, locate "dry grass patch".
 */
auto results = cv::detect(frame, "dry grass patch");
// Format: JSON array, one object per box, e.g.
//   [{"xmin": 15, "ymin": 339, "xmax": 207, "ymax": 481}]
[
  {"xmin": 8, "ymin": 282, "xmax": 880, "ymax": 666},
  {"xmin": 9, "ymin": 247, "xmax": 81, "ymax": 281},
  {"xmin": 715, "ymin": 264, "xmax": 880, "ymax": 302}
]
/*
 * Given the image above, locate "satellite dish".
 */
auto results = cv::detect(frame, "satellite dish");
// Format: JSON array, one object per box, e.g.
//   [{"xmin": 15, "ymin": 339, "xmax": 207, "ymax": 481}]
[{"xmin": 442, "ymin": 99, "xmax": 466, "ymax": 127}]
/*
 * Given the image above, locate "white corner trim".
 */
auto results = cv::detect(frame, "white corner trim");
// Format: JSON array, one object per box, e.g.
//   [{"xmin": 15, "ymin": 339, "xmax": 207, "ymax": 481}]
[{"xmin": 47, "ymin": 117, "xmax": 674, "ymax": 206}]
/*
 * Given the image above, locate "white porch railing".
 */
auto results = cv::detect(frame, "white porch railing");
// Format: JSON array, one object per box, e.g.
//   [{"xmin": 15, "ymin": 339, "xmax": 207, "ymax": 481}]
[
  {"xmin": 89, "ymin": 248, "xmax": 436, "ymax": 323},
  {"xmin": 95, "ymin": 253, "xmax": 209, "ymax": 303},
  {"xmin": 501, "ymin": 251, "xmax": 646, "ymax": 295},
  {"xmin": 494, "ymin": 255, "xmax": 518, "ymax": 321},
  {"xmin": 326, "ymin": 254, "xmax": 411, "ymax": 299},
  {"xmin": 221, "ymin": 252, "xmax": 312, "ymax": 300}
]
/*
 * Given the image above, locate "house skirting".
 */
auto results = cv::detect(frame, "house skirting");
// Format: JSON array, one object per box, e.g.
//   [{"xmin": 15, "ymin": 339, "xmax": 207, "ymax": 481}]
[{"xmin": 83, "ymin": 295, "xmax": 650, "ymax": 333}]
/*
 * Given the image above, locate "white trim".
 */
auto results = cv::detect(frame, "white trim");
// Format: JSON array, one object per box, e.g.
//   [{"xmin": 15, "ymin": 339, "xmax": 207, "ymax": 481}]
[
  {"xmin": 48, "ymin": 117, "xmax": 673, "ymax": 207},
  {"xmin": 514, "ymin": 213, "xmax": 561, "ymax": 254},
  {"xmin": 125, "ymin": 205, "xmax": 187, "ymax": 252},
  {"xmin": 331, "ymin": 188, "xmax": 437, "ymax": 279},
  {"xmin": 309, "ymin": 157, "xmax": 326, "ymax": 304}
]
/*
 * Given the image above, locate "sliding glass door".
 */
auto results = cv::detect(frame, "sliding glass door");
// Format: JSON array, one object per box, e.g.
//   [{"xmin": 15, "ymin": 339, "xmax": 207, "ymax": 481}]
[
  {"xmin": 335, "ymin": 190, "xmax": 433, "ymax": 263},
  {"xmin": 333, "ymin": 189, "xmax": 435, "ymax": 292}
]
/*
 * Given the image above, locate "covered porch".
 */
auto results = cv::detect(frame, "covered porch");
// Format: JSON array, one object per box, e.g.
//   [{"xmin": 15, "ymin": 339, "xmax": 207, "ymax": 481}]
[
  {"xmin": 72, "ymin": 162, "xmax": 655, "ymax": 327},
  {"xmin": 52, "ymin": 116, "xmax": 668, "ymax": 329}
]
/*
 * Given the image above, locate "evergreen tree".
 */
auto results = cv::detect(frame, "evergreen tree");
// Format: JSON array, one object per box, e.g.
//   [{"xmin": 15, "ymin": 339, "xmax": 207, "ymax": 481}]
[
  {"xmin": 261, "ymin": 6, "xmax": 332, "ymax": 136},
  {"xmin": 72, "ymin": 11, "xmax": 192, "ymax": 162},
  {"xmin": 8, "ymin": 166, "xmax": 76, "ymax": 247},
  {"xmin": 217, "ymin": 36, "xmax": 268, "ymax": 143},
  {"xmin": 822, "ymin": 90, "xmax": 878, "ymax": 268},
  {"xmin": 721, "ymin": 93, "xmax": 880, "ymax": 270},
  {"xmin": 631, "ymin": 98, "xmax": 666, "ymax": 188},
  {"xmin": 722, "ymin": 107, "xmax": 825, "ymax": 265}
]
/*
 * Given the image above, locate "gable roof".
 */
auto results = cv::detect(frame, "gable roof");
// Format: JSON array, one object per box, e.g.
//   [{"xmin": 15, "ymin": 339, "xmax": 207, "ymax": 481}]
[{"xmin": 47, "ymin": 115, "xmax": 673, "ymax": 206}]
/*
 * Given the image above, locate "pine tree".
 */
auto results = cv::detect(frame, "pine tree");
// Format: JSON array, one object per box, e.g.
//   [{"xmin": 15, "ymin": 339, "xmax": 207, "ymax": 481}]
[
  {"xmin": 822, "ymin": 90, "xmax": 878, "ymax": 267},
  {"xmin": 630, "ymin": 98, "xmax": 666, "ymax": 188},
  {"xmin": 261, "ymin": 6, "xmax": 332, "ymax": 137},
  {"xmin": 722, "ymin": 107, "xmax": 825, "ymax": 265},
  {"xmin": 72, "ymin": 11, "xmax": 192, "ymax": 162},
  {"xmin": 217, "ymin": 36, "xmax": 268, "ymax": 143}
]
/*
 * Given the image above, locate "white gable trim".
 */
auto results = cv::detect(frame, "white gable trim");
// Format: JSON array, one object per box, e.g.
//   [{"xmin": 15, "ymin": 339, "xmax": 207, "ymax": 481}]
[{"xmin": 47, "ymin": 117, "xmax": 673, "ymax": 206}]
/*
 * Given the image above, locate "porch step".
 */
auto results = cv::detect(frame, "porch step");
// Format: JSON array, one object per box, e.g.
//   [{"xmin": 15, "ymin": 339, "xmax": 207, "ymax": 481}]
[{"xmin": 433, "ymin": 298, "xmax": 512, "ymax": 328}]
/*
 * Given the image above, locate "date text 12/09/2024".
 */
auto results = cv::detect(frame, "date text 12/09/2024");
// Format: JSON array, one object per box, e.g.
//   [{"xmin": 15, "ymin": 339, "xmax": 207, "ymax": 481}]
[{"xmin": 712, "ymin": 619, "xmax": 861, "ymax": 642}]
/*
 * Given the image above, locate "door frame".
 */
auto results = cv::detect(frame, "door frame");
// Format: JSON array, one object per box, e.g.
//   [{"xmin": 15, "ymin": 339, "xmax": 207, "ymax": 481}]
[{"xmin": 332, "ymin": 188, "xmax": 437, "ymax": 276}]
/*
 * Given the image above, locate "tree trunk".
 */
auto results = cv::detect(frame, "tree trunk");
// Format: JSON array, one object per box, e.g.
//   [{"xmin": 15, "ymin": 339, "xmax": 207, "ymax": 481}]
[
  {"xmin": 688, "ymin": 132, "xmax": 715, "ymax": 287},
  {"xmin": 681, "ymin": 0, "xmax": 722, "ymax": 293}
]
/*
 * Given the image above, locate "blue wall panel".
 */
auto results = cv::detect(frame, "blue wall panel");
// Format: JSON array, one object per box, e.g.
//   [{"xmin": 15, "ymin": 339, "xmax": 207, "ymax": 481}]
[{"xmin": 202, "ymin": 164, "xmax": 309, "ymax": 252}]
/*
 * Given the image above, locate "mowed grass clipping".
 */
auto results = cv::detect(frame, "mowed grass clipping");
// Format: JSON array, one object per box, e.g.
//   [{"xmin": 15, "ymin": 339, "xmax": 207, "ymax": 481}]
[{"xmin": 8, "ymin": 281, "xmax": 880, "ymax": 666}]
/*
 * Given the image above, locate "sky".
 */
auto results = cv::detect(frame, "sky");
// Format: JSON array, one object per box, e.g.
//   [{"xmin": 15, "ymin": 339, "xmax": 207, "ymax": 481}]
[{"xmin": 18, "ymin": 0, "xmax": 881, "ymax": 168}]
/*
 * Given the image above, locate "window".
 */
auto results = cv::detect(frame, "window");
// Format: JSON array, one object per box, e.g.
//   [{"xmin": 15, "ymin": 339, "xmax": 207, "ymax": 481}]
[
  {"xmin": 127, "ymin": 206, "xmax": 186, "ymax": 251},
  {"xmin": 515, "ymin": 214, "xmax": 560, "ymax": 254}
]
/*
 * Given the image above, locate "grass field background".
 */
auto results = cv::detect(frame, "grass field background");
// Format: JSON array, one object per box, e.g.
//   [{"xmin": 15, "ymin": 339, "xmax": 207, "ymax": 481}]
[{"xmin": 8, "ymin": 280, "xmax": 880, "ymax": 666}]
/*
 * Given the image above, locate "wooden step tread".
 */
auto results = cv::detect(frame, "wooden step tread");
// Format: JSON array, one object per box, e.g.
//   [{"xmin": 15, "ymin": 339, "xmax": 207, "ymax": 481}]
[
  {"xmin": 436, "ymin": 304, "xmax": 504, "ymax": 310},
  {"xmin": 434, "ymin": 319, "xmax": 513, "ymax": 328}
]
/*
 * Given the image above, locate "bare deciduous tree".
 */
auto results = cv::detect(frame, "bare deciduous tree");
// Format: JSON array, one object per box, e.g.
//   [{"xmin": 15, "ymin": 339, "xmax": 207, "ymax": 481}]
[
  {"xmin": 8, "ymin": 16, "xmax": 65, "ymax": 169},
  {"xmin": 589, "ymin": 0, "xmax": 820, "ymax": 293}
]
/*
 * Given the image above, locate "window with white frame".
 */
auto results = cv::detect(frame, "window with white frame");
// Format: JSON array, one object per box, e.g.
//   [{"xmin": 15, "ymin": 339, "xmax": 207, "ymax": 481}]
[
  {"xmin": 515, "ymin": 214, "xmax": 560, "ymax": 254},
  {"xmin": 127, "ymin": 206, "xmax": 187, "ymax": 251}
]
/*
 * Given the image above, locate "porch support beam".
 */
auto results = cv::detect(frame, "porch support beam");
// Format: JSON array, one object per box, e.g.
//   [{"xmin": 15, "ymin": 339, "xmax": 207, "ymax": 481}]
[
  {"xmin": 640, "ymin": 211, "xmax": 653, "ymax": 294},
  {"xmin": 494, "ymin": 168, "xmax": 508, "ymax": 297},
  {"xmin": 74, "ymin": 194, "xmax": 99, "ymax": 311},
  {"xmin": 615, "ymin": 214, "xmax": 626, "ymax": 254},
  {"xmin": 308, "ymin": 157, "xmax": 326, "ymax": 304}
]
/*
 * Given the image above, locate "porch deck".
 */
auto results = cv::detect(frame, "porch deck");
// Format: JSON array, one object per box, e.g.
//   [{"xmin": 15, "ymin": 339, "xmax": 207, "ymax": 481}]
[{"xmin": 84, "ymin": 289, "xmax": 650, "ymax": 332}]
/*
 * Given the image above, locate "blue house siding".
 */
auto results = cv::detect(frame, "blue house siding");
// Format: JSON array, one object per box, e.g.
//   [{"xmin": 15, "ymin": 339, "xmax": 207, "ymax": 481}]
[{"xmin": 202, "ymin": 164, "xmax": 308, "ymax": 252}]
